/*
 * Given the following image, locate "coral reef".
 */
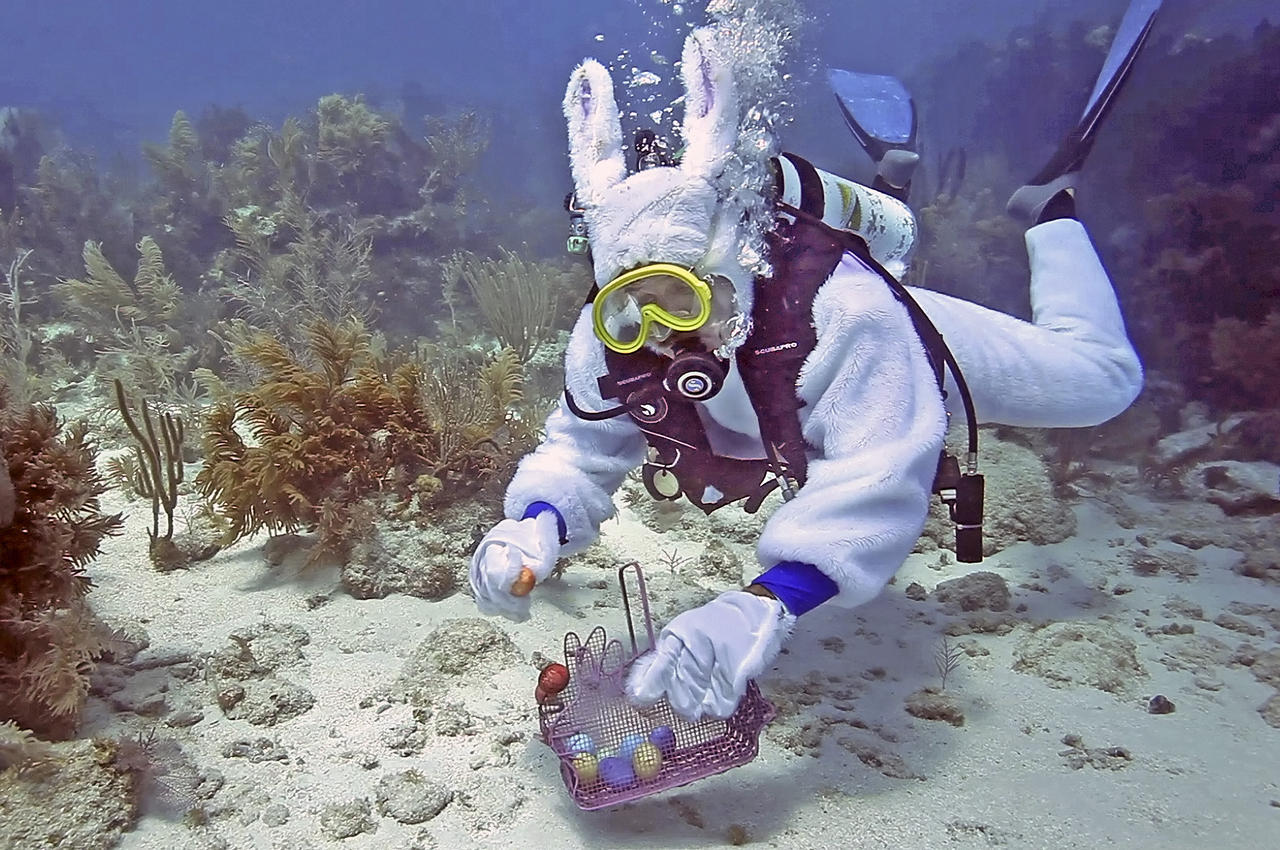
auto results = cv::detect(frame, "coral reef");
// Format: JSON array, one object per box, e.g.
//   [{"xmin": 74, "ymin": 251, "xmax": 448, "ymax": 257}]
[
  {"xmin": 0, "ymin": 86, "xmax": 508, "ymax": 427},
  {"xmin": 0, "ymin": 388, "xmax": 123, "ymax": 736},
  {"xmin": 1209, "ymin": 310, "xmax": 1280, "ymax": 409},
  {"xmin": 382, "ymin": 617, "xmax": 522, "ymax": 708},
  {"xmin": 1125, "ymin": 177, "xmax": 1280, "ymax": 405},
  {"xmin": 216, "ymin": 94, "xmax": 490, "ymax": 254},
  {"xmin": 54, "ymin": 237, "xmax": 193, "ymax": 399},
  {"xmin": 196, "ymin": 319, "xmax": 531, "ymax": 564},
  {"xmin": 0, "ymin": 115, "xmax": 135, "ymax": 287},
  {"xmin": 142, "ymin": 110, "xmax": 229, "ymax": 276},
  {"xmin": 206, "ymin": 622, "xmax": 315, "ymax": 726},
  {"xmin": 443, "ymin": 248, "xmax": 583, "ymax": 363},
  {"xmin": 1, "ymin": 247, "xmax": 81, "ymax": 407},
  {"xmin": 1012, "ymin": 622, "xmax": 1146, "ymax": 695},
  {"xmin": 341, "ymin": 500, "xmax": 498, "ymax": 601},
  {"xmin": 911, "ymin": 14, "xmax": 1280, "ymax": 417},
  {"xmin": 108, "ymin": 728, "xmax": 203, "ymax": 820},
  {"xmin": 315, "ymin": 94, "xmax": 390, "ymax": 177},
  {"xmin": 1106, "ymin": 22, "xmax": 1280, "ymax": 413},
  {"xmin": 0, "ymin": 719, "xmax": 54, "ymax": 774},
  {"xmin": 0, "ymin": 736, "xmax": 137, "ymax": 849},
  {"xmin": 0, "ymin": 249, "xmax": 39, "ymax": 402},
  {"xmin": 0, "ymin": 445, "xmax": 12, "ymax": 526},
  {"xmin": 215, "ymin": 192, "xmax": 377, "ymax": 353},
  {"xmin": 910, "ymin": 161, "xmax": 1028, "ymax": 317}
]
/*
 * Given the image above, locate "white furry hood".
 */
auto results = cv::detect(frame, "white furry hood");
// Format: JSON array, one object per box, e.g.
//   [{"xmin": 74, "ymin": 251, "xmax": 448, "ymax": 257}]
[{"xmin": 562, "ymin": 28, "xmax": 756, "ymax": 316}]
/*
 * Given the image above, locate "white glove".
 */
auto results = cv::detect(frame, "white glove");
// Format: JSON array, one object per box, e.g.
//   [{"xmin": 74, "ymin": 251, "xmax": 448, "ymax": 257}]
[
  {"xmin": 469, "ymin": 512, "xmax": 561, "ymax": 622},
  {"xmin": 626, "ymin": 590, "xmax": 795, "ymax": 722}
]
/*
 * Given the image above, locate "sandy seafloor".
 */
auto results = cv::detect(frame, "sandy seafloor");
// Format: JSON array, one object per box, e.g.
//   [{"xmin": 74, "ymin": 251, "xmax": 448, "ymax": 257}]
[{"xmin": 61, "ymin": 464, "xmax": 1280, "ymax": 850}]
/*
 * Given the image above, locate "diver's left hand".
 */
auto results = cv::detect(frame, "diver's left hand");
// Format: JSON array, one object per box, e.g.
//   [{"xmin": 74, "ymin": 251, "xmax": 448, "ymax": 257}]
[{"xmin": 626, "ymin": 590, "xmax": 794, "ymax": 721}]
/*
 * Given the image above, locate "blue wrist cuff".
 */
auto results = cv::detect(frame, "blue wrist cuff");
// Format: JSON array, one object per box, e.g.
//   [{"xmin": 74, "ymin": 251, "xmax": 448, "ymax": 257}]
[
  {"xmin": 521, "ymin": 501, "xmax": 568, "ymax": 545},
  {"xmin": 752, "ymin": 561, "xmax": 838, "ymax": 616}
]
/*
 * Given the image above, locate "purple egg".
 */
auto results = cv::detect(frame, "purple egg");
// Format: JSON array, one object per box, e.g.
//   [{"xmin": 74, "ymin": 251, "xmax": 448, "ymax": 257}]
[
  {"xmin": 598, "ymin": 756, "xmax": 637, "ymax": 790},
  {"xmin": 649, "ymin": 725, "xmax": 677, "ymax": 755}
]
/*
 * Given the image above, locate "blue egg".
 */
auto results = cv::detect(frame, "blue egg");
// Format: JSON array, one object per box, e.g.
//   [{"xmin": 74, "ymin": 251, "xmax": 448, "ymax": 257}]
[
  {"xmin": 618, "ymin": 733, "xmax": 648, "ymax": 759},
  {"xmin": 598, "ymin": 756, "xmax": 638, "ymax": 790},
  {"xmin": 566, "ymin": 732, "xmax": 596, "ymax": 756},
  {"xmin": 649, "ymin": 725, "xmax": 677, "ymax": 755}
]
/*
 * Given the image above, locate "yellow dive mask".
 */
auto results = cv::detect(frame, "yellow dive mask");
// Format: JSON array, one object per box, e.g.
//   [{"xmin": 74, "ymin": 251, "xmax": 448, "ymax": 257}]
[{"xmin": 592, "ymin": 263, "xmax": 714, "ymax": 354}]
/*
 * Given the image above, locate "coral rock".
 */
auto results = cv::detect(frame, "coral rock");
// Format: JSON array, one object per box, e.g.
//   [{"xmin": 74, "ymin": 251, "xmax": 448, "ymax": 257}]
[
  {"xmin": 933, "ymin": 571, "xmax": 1011, "ymax": 613},
  {"xmin": 1013, "ymin": 622, "xmax": 1145, "ymax": 694},
  {"xmin": 388, "ymin": 618, "xmax": 521, "ymax": 707},
  {"xmin": 0, "ymin": 738, "xmax": 136, "ymax": 849},
  {"xmin": 374, "ymin": 770, "xmax": 452, "ymax": 824}
]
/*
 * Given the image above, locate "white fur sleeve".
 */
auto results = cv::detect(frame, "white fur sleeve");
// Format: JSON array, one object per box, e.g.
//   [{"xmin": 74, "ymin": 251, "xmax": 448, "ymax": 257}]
[
  {"xmin": 503, "ymin": 306, "xmax": 647, "ymax": 555},
  {"xmin": 756, "ymin": 256, "xmax": 948, "ymax": 609}
]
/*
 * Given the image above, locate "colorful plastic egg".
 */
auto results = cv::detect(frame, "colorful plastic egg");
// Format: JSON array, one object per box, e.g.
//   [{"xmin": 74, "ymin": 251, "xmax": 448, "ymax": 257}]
[
  {"xmin": 649, "ymin": 725, "xmax": 677, "ymax": 755},
  {"xmin": 539, "ymin": 663, "xmax": 570, "ymax": 695},
  {"xmin": 632, "ymin": 742, "xmax": 663, "ymax": 779},
  {"xmin": 566, "ymin": 732, "xmax": 596, "ymax": 756},
  {"xmin": 509, "ymin": 567, "xmax": 537, "ymax": 597},
  {"xmin": 598, "ymin": 756, "xmax": 637, "ymax": 790},
  {"xmin": 572, "ymin": 753, "xmax": 599, "ymax": 785},
  {"xmin": 618, "ymin": 733, "xmax": 648, "ymax": 759}
]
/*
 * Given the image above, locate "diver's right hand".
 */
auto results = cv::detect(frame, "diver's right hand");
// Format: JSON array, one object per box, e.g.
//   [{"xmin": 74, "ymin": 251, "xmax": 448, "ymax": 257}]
[{"xmin": 469, "ymin": 512, "xmax": 562, "ymax": 622}]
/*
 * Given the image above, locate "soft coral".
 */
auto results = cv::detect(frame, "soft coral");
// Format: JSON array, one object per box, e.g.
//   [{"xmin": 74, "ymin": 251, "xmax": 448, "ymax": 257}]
[{"xmin": 0, "ymin": 387, "xmax": 123, "ymax": 736}]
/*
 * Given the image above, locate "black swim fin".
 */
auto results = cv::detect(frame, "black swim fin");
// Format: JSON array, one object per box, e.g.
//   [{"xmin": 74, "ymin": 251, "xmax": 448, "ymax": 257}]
[{"xmin": 1008, "ymin": 0, "xmax": 1163, "ymax": 223}]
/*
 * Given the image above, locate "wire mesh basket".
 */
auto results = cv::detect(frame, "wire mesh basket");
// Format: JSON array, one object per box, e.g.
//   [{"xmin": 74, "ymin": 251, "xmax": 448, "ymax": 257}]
[{"xmin": 536, "ymin": 562, "xmax": 776, "ymax": 810}]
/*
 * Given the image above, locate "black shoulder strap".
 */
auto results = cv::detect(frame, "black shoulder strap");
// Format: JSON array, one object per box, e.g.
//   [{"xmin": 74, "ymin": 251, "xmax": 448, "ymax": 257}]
[
  {"xmin": 736, "ymin": 212, "xmax": 848, "ymax": 489},
  {"xmin": 774, "ymin": 202, "xmax": 979, "ymax": 463}
]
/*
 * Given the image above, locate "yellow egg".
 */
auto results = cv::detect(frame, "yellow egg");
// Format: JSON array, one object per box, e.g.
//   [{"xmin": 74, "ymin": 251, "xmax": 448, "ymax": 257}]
[
  {"xmin": 632, "ymin": 741, "xmax": 662, "ymax": 779},
  {"xmin": 572, "ymin": 753, "xmax": 599, "ymax": 785}
]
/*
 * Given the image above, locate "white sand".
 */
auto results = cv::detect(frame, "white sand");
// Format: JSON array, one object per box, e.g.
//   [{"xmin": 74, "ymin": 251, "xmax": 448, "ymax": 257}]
[{"xmin": 78, "ymin": 482, "xmax": 1279, "ymax": 850}]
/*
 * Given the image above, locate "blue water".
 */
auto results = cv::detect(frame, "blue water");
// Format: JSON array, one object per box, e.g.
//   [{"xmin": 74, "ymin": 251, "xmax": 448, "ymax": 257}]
[{"xmin": 2, "ymin": 0, "xmax": 1271, "ymax": 199}]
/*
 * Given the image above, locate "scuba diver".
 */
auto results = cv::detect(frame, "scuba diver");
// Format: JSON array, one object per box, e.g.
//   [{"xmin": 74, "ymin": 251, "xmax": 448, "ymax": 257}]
[{"xmin": 470, "ymin": 4, "xmax": 1157, "ymax": 723}]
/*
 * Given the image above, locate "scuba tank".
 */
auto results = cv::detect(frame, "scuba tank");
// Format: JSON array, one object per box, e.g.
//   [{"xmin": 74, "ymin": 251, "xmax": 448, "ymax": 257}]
[{"xmin": 771, "ymin": 152, "xmax": 917, "ymax": 278}]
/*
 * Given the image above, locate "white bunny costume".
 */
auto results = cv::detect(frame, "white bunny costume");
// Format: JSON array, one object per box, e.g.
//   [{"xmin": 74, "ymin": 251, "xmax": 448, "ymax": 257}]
[{"xmin": 471, "ymin": 28, "xmax": 1143, "ymax": 721}]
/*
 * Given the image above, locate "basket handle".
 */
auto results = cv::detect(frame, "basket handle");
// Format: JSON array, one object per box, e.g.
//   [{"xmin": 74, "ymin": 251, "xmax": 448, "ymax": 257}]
[{"xmin": 617, "ymin": 562, "xmax": 656, "ymax": 658}]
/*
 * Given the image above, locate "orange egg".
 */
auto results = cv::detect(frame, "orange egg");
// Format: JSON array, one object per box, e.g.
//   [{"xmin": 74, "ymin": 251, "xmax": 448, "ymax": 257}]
[{"xmin": 509, "ymin": 567, "xmax": 536, "ymax": 596}]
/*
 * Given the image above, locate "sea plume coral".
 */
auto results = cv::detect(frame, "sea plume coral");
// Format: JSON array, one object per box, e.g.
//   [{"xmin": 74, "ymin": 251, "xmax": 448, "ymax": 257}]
[{"xmin": 195, "ymin": 319, "xmax": 531, "ymax": 564}]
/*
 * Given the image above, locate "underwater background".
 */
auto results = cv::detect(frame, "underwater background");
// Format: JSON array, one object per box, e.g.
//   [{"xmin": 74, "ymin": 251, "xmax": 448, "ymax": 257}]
[{"xmin": 1, "ymin": 1, "xmax": 1277, "ymax": 848}]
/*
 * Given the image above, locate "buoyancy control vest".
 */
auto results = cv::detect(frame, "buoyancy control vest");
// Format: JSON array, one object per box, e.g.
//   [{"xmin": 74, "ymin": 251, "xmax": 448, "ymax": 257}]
[{"xmin": 564, "ymin": 201, "xmax": 986, "ymax": 562}]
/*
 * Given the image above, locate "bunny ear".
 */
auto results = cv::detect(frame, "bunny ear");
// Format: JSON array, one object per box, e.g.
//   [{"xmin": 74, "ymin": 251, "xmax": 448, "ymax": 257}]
[
  {"xmin": 564, "ymin": 59, "xmax": 627, "ymax": 204},
  {"xmin": 678, "ymin": 28, "xmax": 739, "ymax": 181}
]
